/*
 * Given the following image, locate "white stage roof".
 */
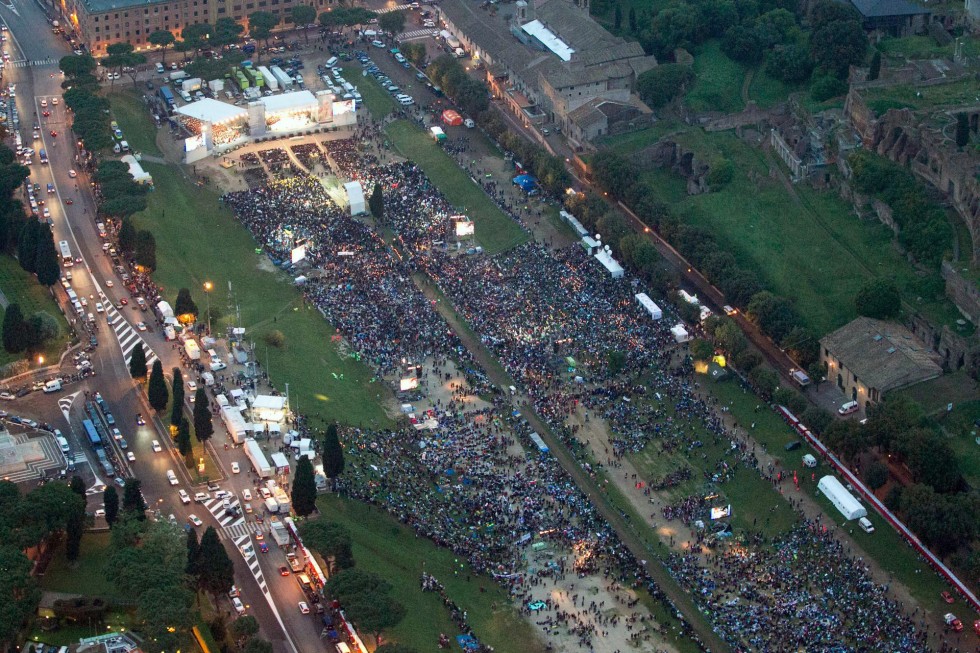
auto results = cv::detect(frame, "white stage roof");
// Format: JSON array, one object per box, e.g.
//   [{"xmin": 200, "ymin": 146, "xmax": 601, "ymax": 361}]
[
  {"xmin": 262, "ymin": 90, "xmax": 317, "ymax": 114},
  {"xmin": 175, "ymin": 98, "xmax": 246, "ymax": 124}
]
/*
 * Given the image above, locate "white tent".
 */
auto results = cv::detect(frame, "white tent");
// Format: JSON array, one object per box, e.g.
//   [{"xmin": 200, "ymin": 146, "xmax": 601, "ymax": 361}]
[
  {"xmin": 635, "ymin": 293, "xmax": 663, "ymax": 320},
  {"xmin": 817, "ymin": 475, "xmax": 867, "ymax": 520},
  {"xmin": 671, "ymin": 324, "xmax": 690, "ymax": 343},
  {"xmin": 345, "ymin": 181, "xmax": 366, "ymax": 216}
]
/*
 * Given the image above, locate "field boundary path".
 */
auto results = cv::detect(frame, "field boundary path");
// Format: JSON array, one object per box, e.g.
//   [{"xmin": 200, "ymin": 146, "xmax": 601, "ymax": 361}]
[{"xmin": 410, "ymin": 274, "xmax": 733, "ymax": 653}]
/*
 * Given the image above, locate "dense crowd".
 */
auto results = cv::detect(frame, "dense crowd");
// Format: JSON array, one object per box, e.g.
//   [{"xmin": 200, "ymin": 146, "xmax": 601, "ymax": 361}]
[{"xmin": 220, "ymin": 135, "xmax": 933, "ymax": 653}]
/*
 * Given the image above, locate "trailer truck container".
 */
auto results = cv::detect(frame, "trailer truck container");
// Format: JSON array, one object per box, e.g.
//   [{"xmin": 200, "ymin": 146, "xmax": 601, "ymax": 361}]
[
  {"xmin": 258, "ymin": 66, "xmax": 278, "ymax": 91},
  {"xmin": 271, "ymin": 66, "xmax": 293, "ymax": 90},
  {"xmin": 244, "ymin": 437, "xmax": 273, "ymax": 478}
]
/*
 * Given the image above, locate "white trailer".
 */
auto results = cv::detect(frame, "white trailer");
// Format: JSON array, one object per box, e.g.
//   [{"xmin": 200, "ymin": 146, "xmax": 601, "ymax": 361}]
[
  {"xmin": 221, "ymin": 405, "xmax": 248, "ymax": 443},
  {"xmin": 184, "ymin": 339, "xmax": 201, "ymax": 360},
  {"xmin": 817, "ymin": 475, "xmax": 867, "ymax": 520},
  {"xmin": 271, "ymin": 66, "xmax": 293, "ymax": 90},
  {"xmin": 258, "ymin": 66, "xmax": 278, "ymax": 91},
  {"xmin": 244, "ymin": 437, "xmax": 273, "ymax": 478}
]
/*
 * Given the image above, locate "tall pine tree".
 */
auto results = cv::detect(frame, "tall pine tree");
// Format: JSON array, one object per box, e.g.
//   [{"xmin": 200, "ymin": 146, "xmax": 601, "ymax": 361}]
[
  {"xmin": 193, "ymin": 387, "xmax": 213, "ymax": 443},
  {"xmin": 129, "ymin": 344, "xmax": 148, "ymax": 379},
  {"xmin": 291, "ymin": 455, "xmax": 317, "ymax": 516},
  {"xmin": 148, "ymin": 360, "xmax": 169, "ymax": 411}
]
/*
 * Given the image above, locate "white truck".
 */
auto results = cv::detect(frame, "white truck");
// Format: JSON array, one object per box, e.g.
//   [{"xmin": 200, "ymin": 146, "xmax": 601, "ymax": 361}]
[
  {"xmin": 184, "ymin": 339, "xmax": 201, "ymax": 361},
  {"xmin": 244, "ymin": 437, "xmax": 273, "ymax": 478},
  {"xmin": 271, "ymin": 66, "xmax": 293, "ymax": 90},
  {"xmin": 221, "ymin": 406, "xmax": 249, "ymax": 444},
  {"xmin": 258, "ymin": 66, "xmax": 278, "ymax": 91}
]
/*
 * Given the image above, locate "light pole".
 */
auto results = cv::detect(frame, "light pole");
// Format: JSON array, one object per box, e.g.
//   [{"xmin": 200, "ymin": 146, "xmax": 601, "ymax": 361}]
[{"xmin": 203, "ymin": 281, "xmax": 213, "ymax": 335}]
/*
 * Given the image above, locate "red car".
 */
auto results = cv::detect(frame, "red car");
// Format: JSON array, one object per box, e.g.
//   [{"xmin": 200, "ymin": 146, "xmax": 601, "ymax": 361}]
[{"xmin": 941, "ymin": 591, "xmax": 954, "ymax": 604}]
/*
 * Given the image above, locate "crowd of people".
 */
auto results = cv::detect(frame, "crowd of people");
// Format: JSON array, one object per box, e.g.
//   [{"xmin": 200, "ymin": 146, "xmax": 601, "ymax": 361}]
[{"xmin": 219, "ymin": 134, "xmax": 936, "ymax": 653}]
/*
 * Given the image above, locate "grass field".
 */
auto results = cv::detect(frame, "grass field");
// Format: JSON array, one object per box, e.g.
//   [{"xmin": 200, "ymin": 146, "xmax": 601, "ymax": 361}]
[
  {"xmin": 40, "ymin": 531, "xmax": 118, "ymax": 598},
  {"xmin": 131, "ymin": 162, "xmax": 391, "ymax": 430},
  {"xmin": 109, "ymin": 90, "xmax": 162, "ymax": 157},
  {"xmin": 317, "ymin": 495, "xmax": 546, "ymax": 653},
  {"xmin": 385, "ymin": 120, "xmax": 529, "ymax": 254},
  {"xmin": 341, "ymin": 65, "xmax": 397, "ymax": 119},
  {"xmin": 0, "ymin": 255, "xmax": 71, "ymax": 368},
  {"xmin": 685, "ymin": 42, "xmax": 746, "ymax": 114}
]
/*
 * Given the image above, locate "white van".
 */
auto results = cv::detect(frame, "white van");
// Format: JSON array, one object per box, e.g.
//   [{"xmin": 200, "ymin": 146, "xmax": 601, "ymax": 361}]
[
  {"xmin": 857, "ymin": 517, "xmax": 874, "ymax": 533},
  {"xmin": 838, "ymin": 400, "xmax": 859, "ymax": 416},
  {"xmin": 326, "ymin": 56, "xmax": 338, "ymax": 67}
]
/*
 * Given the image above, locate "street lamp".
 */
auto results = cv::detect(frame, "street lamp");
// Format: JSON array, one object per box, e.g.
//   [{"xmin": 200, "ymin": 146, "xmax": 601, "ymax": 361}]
[{"xmin": 203, "ymin": 281, "xmax": 213, "ymax": 335}]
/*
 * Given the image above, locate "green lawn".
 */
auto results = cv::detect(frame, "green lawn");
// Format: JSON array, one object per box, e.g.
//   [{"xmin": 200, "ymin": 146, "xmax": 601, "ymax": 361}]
[
  {"xmin": 0, "ymin": 255, "xmax": 71, "ymax": 368},
  {"xmin": 341, "ymin": 65, "xmax": 397, "ymax": 119},
  {"xmin": 131, "ymin": 162, "xmax": 391, "ymax": 430},
  {"xmin": 385, "ymin": 120, "xmax": 529, "ymax": 254},
  {"xmin": 40, "ymin": 531, "xmax": 118, "ymax": 598},
  {"xmin": 317, "ymin": 495, "xmax": 546, "ymax": 653},
  {"xmin": 109, "ymin": 90, "xmax": 162, "ymax": 157},
  {"xmin": 685, "ymin": 41, "xmax": 746, "ymax": 114}
]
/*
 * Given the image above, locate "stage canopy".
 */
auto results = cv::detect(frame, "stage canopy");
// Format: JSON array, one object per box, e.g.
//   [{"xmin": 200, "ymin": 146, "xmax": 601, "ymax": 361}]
[{"xmin": 175, "ymin": 98, "xmax": 246, "ymax": 124}]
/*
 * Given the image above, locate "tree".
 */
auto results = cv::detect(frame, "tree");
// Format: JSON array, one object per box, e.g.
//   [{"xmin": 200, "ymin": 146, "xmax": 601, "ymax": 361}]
[
  {"xmin": 378, "ymin": 10, "xmax": 406, "ymax": 35},
  {"xmin": 197, "ymin": 527, "xmax": 235, "ymax": 598},
  {"xmin": 636, "ymin": 64, "xmax": 695, "ymax": 108},
  {"xmin": 122, "ymin": 479, "xmax": 147, "ymax": 518},
  {"xmin": 291, "ymin": 456, "xmax": 318, "ymax": 517},
  {"xmin": 854, "ymin": 277, "xmax": 901, "ymax": 319},
  {"xmin": 171, "ymin": 367, "xmax": 186, "ymax": 426},
  {"xmin": 129, "ymin": 344, "xmax": 148, "ymax": 379},
  {"xmin": 369, "ymin": 183, "xmax": 385, "ymax": 219},
  {"xmin": 135, "ymin": 230, "xmax": 157, "ymax": 271},
  {"xmin": 118, "ymin": 218, "xmax": 137, "ymax": 253},
  {"xmin": 193, "ymin": 387, "xmax": 213, "ymax": 442},
  {"xmin": 230, "ymin": 616, "xmax": 260, "ymax": 642},
  {"xmin": 248, "ymin": 11, "xmax": 279, "ymax": 51},
  {"xmin": 955, "ymin": 112, "xmax": 970, "ymax": 148},
  {"xmin": 868, "ymin": 49, "xmax": 881, "ymax": 80},
  {"xmin": 148, "ymin": 360, "xmax": 169, "ymax": 411},
  {"xmin": 149, "ymin": 30, "xmax": 176, "ymax": 63},
  {"xmin": 290, "ymin": 4, "xmax": 318, "ymax": 42},
  {"xmin": 34, "ymin": 230, "xmax": 60, "ymax": 286},
  {"xmin": 103, "ymin": 486, "xmax": 120, "ymax": 527},
  {"xmin": 2, "ymin": 303, "xmax": 27, "ymax": 354},
  {"xmin": 864, "ymin": 460, "xmax": 889, "ymax": 491},
  {"xmin": 322, "ymin": 423, "xmax": 344, "ymax": 484},
  {"xmin": 298, "ymin": 519, "xmax": 354, "ymax": 575},
  {"xmin": 614, "ymin": 4, "xmax": 622, "ymax": 30},
  {"xmin": 174, "ymin": 288, "xmax": 199, "ymax": 321},
  {"xmin": 176, "ymin": 419, "xmax": 192, "ymax": 457}
]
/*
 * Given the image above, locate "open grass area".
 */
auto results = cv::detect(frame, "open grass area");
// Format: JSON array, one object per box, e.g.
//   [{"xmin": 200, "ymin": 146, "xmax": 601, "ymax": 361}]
[
  {"xmin": 685, "ymin": 41, "xmax": 745, "ymax": 114},
  {"xmin": 386, "ymin": 120, "xmax": 529, "ymax": 254},
  {"xmin": 860, "ymin": 78, "xmax": 980, "ymax": 111},
  {"xmin": 40, "ymin": 531, "xmax": 118, "ymax": 598},
  {"xmin": 317, "ymin": 495, "xmax": 546, "ymax": 653},
  {"xmin": 131, "ymin": 162, "xmax": 391, "ymax": 430},
  {"xmin": 0, "ymin": 255, "xmax": 71, "ymax": 368},
  {"xmin": 341, "ymin": 65, "xmax": 397, "ymax": 119},
  {"xmin": 108, "ymin": 90, "xmax": 162, "ymax": 157}
]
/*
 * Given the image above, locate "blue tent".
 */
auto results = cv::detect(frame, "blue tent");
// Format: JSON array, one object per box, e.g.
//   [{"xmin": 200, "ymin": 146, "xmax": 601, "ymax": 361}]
[{"xmin": 512, "ymin": 174, "xmax": 538, "ymax": 194}]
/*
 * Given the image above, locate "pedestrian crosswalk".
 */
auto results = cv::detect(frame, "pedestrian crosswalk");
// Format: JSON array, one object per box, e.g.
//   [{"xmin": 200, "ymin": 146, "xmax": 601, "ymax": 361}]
[
  {"xmin": 398, "ymin": 28, "xmax": 438, "ymax": 41},
  {"xmin": 9, "ymin": 58, "xmax": 57, "ymax": 68},
  {"xmin": 103, "ymin": 300, "xmax": 157, "ymax": 369}
]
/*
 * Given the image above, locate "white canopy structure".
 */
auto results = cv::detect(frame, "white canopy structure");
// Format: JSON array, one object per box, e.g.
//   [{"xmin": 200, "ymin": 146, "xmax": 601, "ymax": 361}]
[
  {"xmin": 251, "ymin": 395, "xmax": 288, "ymax": 422},
  {"xmin": 818, "ymin": 475, "xmax": 867, "ymax": 520},
  {"xmin": 175, "ymin": 98, "xmax": 246, "ymax": 124},
  {"xmin": 635, "ymin": 293, "xmax": 663, "ymax": 320},
  {"xmin": 345, "ymin": 181, "xmax": 366, "ymax": 215},
  {"xmin": 121, "ymin": 155, "xmax": 152, "ymax": 184}
]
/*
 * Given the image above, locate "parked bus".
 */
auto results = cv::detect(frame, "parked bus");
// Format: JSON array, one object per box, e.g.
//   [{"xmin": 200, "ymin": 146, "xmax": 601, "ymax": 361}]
[{"xmin": 59, "ymin": 240, "xmax": 72, "ymax": 266}]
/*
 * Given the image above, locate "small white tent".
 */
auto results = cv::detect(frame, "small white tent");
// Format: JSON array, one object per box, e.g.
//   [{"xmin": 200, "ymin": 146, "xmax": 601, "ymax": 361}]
[
  {"xmin": 345, "ymin": 181, "xmax": 366, "ymax": 216},
  {"xmin": 817, "ymin": 475, "xmax": 867, "ymax": 520}
]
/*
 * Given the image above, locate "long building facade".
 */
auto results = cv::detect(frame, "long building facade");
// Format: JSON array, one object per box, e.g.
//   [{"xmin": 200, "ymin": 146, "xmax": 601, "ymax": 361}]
[{"xmin": 48, "ymin": 0, "xmax": 333, "ymax": 55}]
